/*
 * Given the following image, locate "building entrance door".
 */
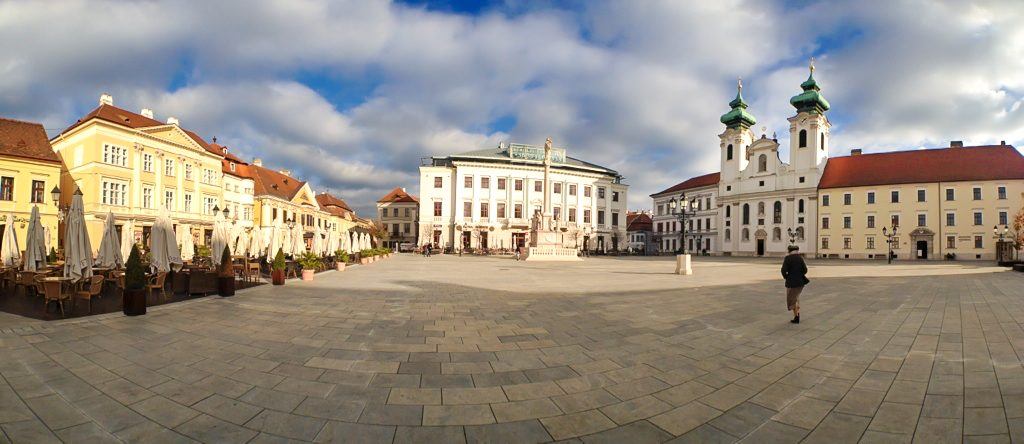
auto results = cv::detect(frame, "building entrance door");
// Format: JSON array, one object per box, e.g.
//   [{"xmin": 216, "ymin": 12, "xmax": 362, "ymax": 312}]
[
  {"xmin": 432, "ymin": 230, "xmax": 441, "ymax": 248},
  {"xmin": 480, "ymin": 231, "xmax": 488, "ymax": 250},
  {"xmin": 461, "ymin": 231, "xmax": 471, "ymax": 250},
  {"xmin": 756, "ymin": 239, "xmax": 765, "ymax": 256},
  {"xmin": 916, "ymin": 240, "xmax": 928, "ymax": 259},
  {"xmin": 513, "ymin": 233, "xmax": 526, "ymax": 249}
]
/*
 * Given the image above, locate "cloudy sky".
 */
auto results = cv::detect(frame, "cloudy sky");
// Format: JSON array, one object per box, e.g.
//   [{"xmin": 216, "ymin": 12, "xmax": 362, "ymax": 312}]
[{"xmin": 1, "ymin": 0, "xmax": 1022, "ymax": 216}]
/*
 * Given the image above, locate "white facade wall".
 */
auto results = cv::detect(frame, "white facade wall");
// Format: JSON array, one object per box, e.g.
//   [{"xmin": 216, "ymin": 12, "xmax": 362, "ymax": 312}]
[{"xmin": 651, "ymin": 185, "xmax": 718, "ymax": 254}]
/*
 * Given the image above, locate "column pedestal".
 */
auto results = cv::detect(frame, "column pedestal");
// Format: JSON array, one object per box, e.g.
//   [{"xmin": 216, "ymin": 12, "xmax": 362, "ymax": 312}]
[{"xmin": 675, "ymin": 254, "xmax": 692, "ymax": 275}]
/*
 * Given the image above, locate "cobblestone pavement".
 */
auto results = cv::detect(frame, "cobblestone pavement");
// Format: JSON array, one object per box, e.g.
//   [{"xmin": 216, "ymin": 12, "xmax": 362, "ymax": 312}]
[{"xmin": 0, "ymin": 255, "xmax": 1022, "ymax": 443}]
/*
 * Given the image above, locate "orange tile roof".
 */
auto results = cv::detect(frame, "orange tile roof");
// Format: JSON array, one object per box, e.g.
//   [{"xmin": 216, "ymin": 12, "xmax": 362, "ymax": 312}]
[
  {"xmin": 251, "ymin": 164, "xmax": 306, "ymax": 200},
  {"xmin": 626, "ymin": 212, "xmax": 652, "ymax": 232},
  {"xmin": 819, "ymin": 145, "xmax": 1024, "ymax": 189},
  {"xmin": 316, "ymin": 193, "xmax": 355, "ymax": 218},
  {"xmin": 377, "ymin": 187, "xmax": 419, "ymax": 203},
  {"xmin": 0, "ymin": 117, "xmax": 61, "ymax": 163},
  {"xmin": 212, "ymin": 142, "xmax": 253, "ymax": 179},
  {"xmin": 651, "ymin": 172, "xmax": 720, "ymax": 197},
  {"xmin": 57, "ymin": 103, "xmax": 222, "ymax": 157}
]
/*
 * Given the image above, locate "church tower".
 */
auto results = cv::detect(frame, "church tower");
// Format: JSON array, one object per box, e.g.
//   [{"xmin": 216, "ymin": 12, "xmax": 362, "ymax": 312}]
[
  {"xmin": 787, "ymin": 59, "xmax": 830, "ymax": 174},
  {"xmin": 719, "ymin": 79, "xmax": 756, "ymax": 184}
]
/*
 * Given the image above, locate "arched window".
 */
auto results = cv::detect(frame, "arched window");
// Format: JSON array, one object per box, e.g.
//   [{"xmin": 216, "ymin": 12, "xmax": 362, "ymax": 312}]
[
  {"xmin": 758, "ymin": 154, "xmax": 767, "ymax": 172},
  {"xmin": 773, "ymin": 201, "xmax": 782, "ymax": 224},
  {"xmin": 757, "ymin": 202, "xmax": 765, "ymax": 216},
  {"xmin": 799, "ymin": 129, "xmax": 807, "ymax": 148},
  {"xmin": 773, "ymin": 227, "xmax": 781, "ymax": 241},
  {"xmin": 820, "ymin": 133, "xmax": 825, "ymax": 151},
  {"xmin": 726, "ymin": 144, "xmax": 733, "ymax": 160},
  {"xmin": 798, "ymin": 199, "xmax": 805, "ymax": 213},
  {"xmin": 795, "ymin": 226, "xmax": 805, "ymax": 240},
  {"xmin": 724, "ymin": 229, "xmax": 731, "ymax": 241},
  {"xmin": 725, "ymin": 205, "xmax": 731, "ymax": 218},
  {"xmin": 742, "ymin": 228, "xmax": 750, "ymax": 241},
  {"xmin": 742, "ymin": 204, "xmax": 750, "ymax": 225}
]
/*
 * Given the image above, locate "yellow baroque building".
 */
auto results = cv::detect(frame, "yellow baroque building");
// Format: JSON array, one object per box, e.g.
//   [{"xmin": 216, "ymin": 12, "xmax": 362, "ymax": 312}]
[
  {"xmin": 50, "ymin": 94, "xmax": 225, "ymax": 250},
  {"xmin": 250, "ymin": 160, "xmax": 334, "ymax": 249},
  {"xmin": 817, "ymin": 144, "xmax": 1024, "ymax": 260},
  {"xmin": 0, "ymin": 118, "xmax": 63, "ymax": 254}
]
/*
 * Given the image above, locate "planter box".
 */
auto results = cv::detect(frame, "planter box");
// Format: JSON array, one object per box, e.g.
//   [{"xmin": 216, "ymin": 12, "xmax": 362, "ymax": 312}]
[
  {"xmin": 336, "ymin": 263, "xmax": 346, "ymax": 271},
  {"xmin": 360, "ymin": 257, "xmax": 369, "ymax": 265},
  {"xmin": 301, "ymin": 269, "xmax": 315, "ymax": 281},
  {"xmin": 271, "ymin": 269, "xmax": 286, "ymax": 285},
  {"xmin": 217, "ymin": 276, "xmax": 235, "ymax": 297},
  {"xmin": 123, "ymin": 288, "xmax": 146, "ymax": 316}
]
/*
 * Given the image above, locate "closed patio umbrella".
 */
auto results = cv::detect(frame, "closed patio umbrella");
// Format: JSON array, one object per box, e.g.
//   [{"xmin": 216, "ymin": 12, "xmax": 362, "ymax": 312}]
[
  {"xmin": 95, "ymin": 211, "xmax": 123, "ymax": 268},
  {"xmin": 150, "ymin": 213, "xmax": 182, "ymax": 273},
  {"xmin": 264, "ymin": 221, "xmax": 283, "ymax": 261},
  {"xmin": 312, "ymin": 226, "xmax": 324, "ymax": 256},
  {"xmin": 177, "ymin": 224, "xmax": 195, "ymax": 262},
  {"xmin": 230, "ymin": 223, "xmax": 245, "ymax": 255},
  {"xmin": 120, "ymin": 219, "xmax": 135, "ymax": 262},
  {"xmin": 290, "ymin": 221, "xmax": 306, "ymax": 256},
  {"xmin": 23, "ymin": 206, "xmax": 47, "ymax": 272},
  {"xmin": 2, "ymin": 214, "xmax": 21, "ymax": 268},
  {"xmin": 348, "ymin": 231, "xmax": 356, "ymax": 253},
  {"xmin": 63, "ymin": 192, "xmax": 92, "ymax": 281},
  {"xmin": 210, "ymin": 216, "xmax": 231, "ymax": 267},
  {"xmin": 247, "ymin": 227, "xmax": 264, "ymax": 258}
]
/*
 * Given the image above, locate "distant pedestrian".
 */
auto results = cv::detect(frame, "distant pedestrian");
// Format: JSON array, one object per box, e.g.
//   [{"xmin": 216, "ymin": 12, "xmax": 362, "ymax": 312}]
[
  {"xmin": 514, "ymin": 246, "xmax": 521, "ymax": 261},
  {"xmin": 781, "ymin": 244, "xmax": 809, "ymax": 324}
]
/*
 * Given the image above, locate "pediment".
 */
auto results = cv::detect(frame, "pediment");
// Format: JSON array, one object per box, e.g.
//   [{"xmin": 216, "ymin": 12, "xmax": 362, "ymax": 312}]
[{"xmin": 139, "ymin": 125, "xmax": 207, "ymax": 153}]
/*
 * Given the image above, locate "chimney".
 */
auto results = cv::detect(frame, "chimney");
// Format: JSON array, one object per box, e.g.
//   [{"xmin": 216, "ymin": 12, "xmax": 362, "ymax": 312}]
[
  {"xmin": 279, "ymin": 169, "xmax": 291, "ymax": 177},
  {"xmin": 140, "ymin": 108, "xmax": 154, "ymax": 119},
  {"xmin": 401, "ymin": 187, "xmax": 406, "ymax": 192},
  {"xmin": 850, "ymin": 148, "xmax": 862, "ymax": 156},
  {"xmin": 253, "ymin": 158, "xmax": 263, "ymax": 167},
  {"xmin": 1001, "ymin": 140, "xmax": 1006, "ymax": 146},
  {"xmin": 950, "ymin": 140, "xmax": 963, "ymax": 148},
  {"xmin": 167, "ymin": 116, "xmax": 179, "ymax": 126},
  {"xmin": 99, "ymin": 93, "xmax": 113, "ymax": 106}
]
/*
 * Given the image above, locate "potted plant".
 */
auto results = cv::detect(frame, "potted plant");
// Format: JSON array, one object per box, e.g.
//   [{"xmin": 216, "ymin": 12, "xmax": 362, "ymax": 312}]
[
  {"xmin": 297, "ymin": 252, "xmax": 321, "ymax": 281},
  {"xmin": 335, "ymin": 250, "xmax": 348, "ymax": 271},
  {"xmin": 358, "ymin": 249, "xmax": 369, "ymax": 265},
  {"xmin": 47, "ymin": 247, "xmax": 58, "ymax": 264},
  {"xmin": 271, "ymin": 248, "xmax": 286, "ymax": 285},
  {"xmin": 123, "ymin": 244, "xmax": 147, "ymax": 316},
  {"xmin": 217, "ymin": 245, "xmax": 235, "ymax": 296}
]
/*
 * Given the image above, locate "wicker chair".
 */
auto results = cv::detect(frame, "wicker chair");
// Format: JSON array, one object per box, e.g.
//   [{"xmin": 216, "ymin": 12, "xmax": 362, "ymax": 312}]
[
  {"xmin": 74, "ymin": 275, "xmax": 105, "ymax": 314},
  {"xmin": 148, "ymin": 272, "xmax": 168, "ymax": 301},
  {"xmin": 39, "ymin": 279, "xmax": 69, "ymax": 317}
]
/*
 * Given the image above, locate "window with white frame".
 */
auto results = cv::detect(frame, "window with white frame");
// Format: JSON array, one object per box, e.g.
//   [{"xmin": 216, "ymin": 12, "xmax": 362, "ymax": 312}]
[
  {"xmin": 103, "ymin": 144, "xmax": 128, "ymax": 166},
  {"xmin": 203, "ymin": 169, "xmax": 216, "ymax": 185},
  {"xmin": 164, "ymin": 159, "xmax": 175, "ymax": 176},
  {"xmin": 101, "ymin": 179, "xmax": 128, "ymax": 206},
  {"xmin": 185, "ymin": 164, "xmax": 193, "ymax": 180},
  {"xmin": 184, "ymin": 194, "xmax": 193, "ymax": 213},
  {"xmin": 203, "ymin": 196, "xmax": 217, "ymax": 215},
  {"xmin": 164, "ymin": 190, "xmax": 175, "ymax": 211},
  {"xmin": 142, "ymin": 153, "xmax": 153, "ymax": 172},
  {"xmin": 142, "ymin": 186, "xmax": 153, "ymax": 208}
]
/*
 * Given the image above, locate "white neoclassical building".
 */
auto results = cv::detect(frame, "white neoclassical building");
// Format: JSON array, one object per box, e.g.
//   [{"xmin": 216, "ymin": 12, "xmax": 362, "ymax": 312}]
[{"xmin": 418, "ymin": 141, "xmax": 628, "ymax": 253}]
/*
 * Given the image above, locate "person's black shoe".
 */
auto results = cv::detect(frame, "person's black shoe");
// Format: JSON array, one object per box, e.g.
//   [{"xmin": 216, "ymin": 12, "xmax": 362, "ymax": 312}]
[{"xmin": 790, "ymin": 316, "xmax": 800, "ymax": 324}]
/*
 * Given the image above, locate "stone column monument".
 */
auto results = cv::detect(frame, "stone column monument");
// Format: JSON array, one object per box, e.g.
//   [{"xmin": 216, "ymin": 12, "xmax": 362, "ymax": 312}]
[{"xmin": 524, "ymin": 138, "xmax": 582, "ymax": 261}]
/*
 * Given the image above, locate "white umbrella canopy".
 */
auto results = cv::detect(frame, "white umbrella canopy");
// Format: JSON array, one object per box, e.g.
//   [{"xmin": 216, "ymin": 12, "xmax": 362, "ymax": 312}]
[
  {"xmin": 210, "ymin": 217, "xmax": 232, "ymax": 267},
  {"xmin": 230, "ymin": 223, "xmax": 245, "ymax": 255},
  {"xmin": 312, "ymin": 226, "xmax": 324, "ymax": 256},
  {"xmin": 63, "ymin": 193, "xmax": 92, "ymax": 281},
  {"xmin": 120, "ymin": 219, "xmax": 135, "ymax": 262},
  {"xmin": 247, "ymin": 228, "xmax": 264, "ymax": 258},
  {"xmin": 150, "ymin": 213, "xmax": 182, "ymax": 273},
  {"xmin": 1, "ymin": 213, "xmax": 21, "ymax": 268},
  {"xmin": 95, "ymin": 211, "xmax": 123, "ymax": 268},
  {"xmin": 327, "ymin": 229, "xmax": 339, "ymax": 255},
  {"xmin": 23, "ymin": 206, "xmax": 47, "ymax": 272},
  {"xmin": 262, "ymin": 225, "xmax": 278, "ymax": 262},
  {"xmin": 348, "ymin": 231, "xmax": 356, "ymax": 253},
  {"xmin": 290, "ymin": 222, "xmax": 306, "ymax": 256},
  {"xmin": 177, "ymin": 224, "xmax": 195, "ymax": 262}
]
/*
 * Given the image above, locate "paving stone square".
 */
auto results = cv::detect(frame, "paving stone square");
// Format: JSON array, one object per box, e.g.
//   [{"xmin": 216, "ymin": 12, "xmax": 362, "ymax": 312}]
[{"xmin": 0, "ymin": 255, "xmax": 1022, "ymax": 442}]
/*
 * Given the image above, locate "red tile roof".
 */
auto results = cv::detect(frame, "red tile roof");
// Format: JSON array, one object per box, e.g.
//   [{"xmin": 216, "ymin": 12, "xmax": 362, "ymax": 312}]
[
  {"xmin": 626, "ymin": 212, "xmax": 652, "ymax": 232},
  {"xmin": 57, "ymin": 104, "xmax": 222, "ymax": 157},
  {"xmin": 0, "ymin": 117, "xmax": 61, "ymax": 163},
  {"xmin": 251, "ymin": 164, "xmax": 306, "ymax": 200},
  {"xmin": 316, "ymin": 193, "xmax": 355, "ymax": 218},
  {"xmin": 212, "ymin": 143, "xmax": 253, "ymax": 179},
  {"xmin": 819, "ymin": 145, "xmax": 1024, "ymax": 189},
  {"xmin": 651, "ymin": 172, "xmax": 720, "ymax": 197},
  {"xmin": 377, "ymin": 187, "xmax": 419, "ymax": 203}
]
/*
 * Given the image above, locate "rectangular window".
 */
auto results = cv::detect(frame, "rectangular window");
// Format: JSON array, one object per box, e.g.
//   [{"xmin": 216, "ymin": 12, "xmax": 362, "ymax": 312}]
[
  {"xmin": 497, "ymin": 178, "xmax": 506, "ymax": 190},
  {"xmin": 998, "ymin": 186, "xmax": 1007, "ymax": 199},
  {"xmin": 569, "ymin": 184, "xmax": 577, "ymax": 196},
  {"xmin": 612, "ymin": 191, "xmax": 619, "ymax": 202},
  {"xmin": 597, "ymin": 211, "xmax": 605, "ymax": 225},
  {"xmin": 30, "ymin": 180, "xmax": 45, "ymax": 203},
  {"xmin": 184, "ymin": 164, "xmax": 193, "ymax": 180},
  {"xmin": 434, "ymin": 177, "xmax": 442, "ymax": 188},
  {"xmin": 598, "ymin": 187, "xmax": 606, "ymax": 199},
  {"xmin": 101, "ymin": 180, "xmax": 128, "ymax": 206},
  {"xmin": 867, "ymin": 215, "xmax": 875, "ymax": 229},
  {"xmin": 974, "ymin": 236, "xmax": 983, "ymax": 249},
  {"xmin": 821, "ymin": 217, "xmax": 829, "ymax": 229},
  {"xmin": 553, "ymin": 183, "xmax": 561, "ymax": 194},
  {"xmin": 584, "ymin": 186, "xmax": 592, "ymax": 198},
  {"xmin": 463, "ymin": 201, "xmax": 472, "ymax": 217},
  {"xmin": 164, "ymin": 190, "xmax": 174, "ymax": 211},
  {"xmin": 867, "ymin": 237, "xmax": 875, "ymax": 249},
  {"xmin": 999, "ymin": 211, "xmax": 1008, "ymax": 226},
  {"xmin": 514, "ymin": 204, "xmax": 523, "ymax": 219},
  {"xmin": 497, "ymin": 203, "xmax": 506, "ymax": 218},
  {"xmin": 973, "ymin": 187, "xmax": 982, "ymax": 200},
  {"xmin": 843, "ymin": 193, "xmax": 851, "ymax": 205},
  {"xmin": 514, "ymin": 179, "xmax": 523, "ymax": 191},
  {"xmin": 392, "ymin": 208, "xmax": 399, "ymax": 217},
  {"xmin": 946, "ymin": 188, "xmax": 954, "ymax": 201},
  {"xmin": 843, "ymin": 216, "xmax": 851, "ymax": 229},
  {"xmin": 584, "ymin": 209, "xmax": 592, "ymax": 224},
  {"xmin": 480, "ymin": 202, "xmax": 488, "ymax": 218},
  {"xmin": 203, "ymin": 196, "xmax": 217, "ymax": 215},
  {"xmin": 946, "ymin": 213, "xmax": 955, "ymax": 226},
  {"xmin": 142, "ymin": 186, "xmax": 153, "ymax": 209},
  {"xmin": 243, "ymin": 206, "xmax": 250, "ymax": 221},
  {"xmin": 102, "ymin": 144, "xmax": 128, "ymax": 166},
  {"xmin": 142, "ymin": 153, "xmax": 153, "ymax": 172},
  {"xmin": 917, "ymin": 189, "xmax": 925, "ymax": 202},
  {"xmin": 380, "ymin": 209, "xmax": 387, "ymax": 219},
  {"xmin": 891, "ymin": 190, "xmax": 900, "ymax": 203},
  {"xmin": 822, "ymin": 238, "xmax": 829, "ymax": 249},
  {"xmin": 534, "ymin": 181, "xmax": 542, "ymax": 192},
  {"xmin": 891, "ymin": 214, "xmax": 900, "ymax": 227},
  {"xmin": 464, "ymin": 176, "xmax": 472, "ymax": 188},
  {"xmin": 164, "ymin": 159, "xmax": 175, "ymax": 176},
  {"xmin": 612, "ymin": 212, "xmax": 619, "ymax": 226},
  {"xmin": 822, "ymin": 195, "xmax": 830, "ymax": 206},
  {"xmin": 917, "ymin": 214, "xmax": 926, "ymax": 227},
  {"xmin": 433, "ymin": 202, "xmax": 442, "ymax": 217},
  {"xmin": 553, "ymin": 207, "xmax": 561, "ymax": 220},
  {"xmin": 947, "ymin": 236, "xmax": 955, "ymax": 249},
  {"xmin": 184, "ymin": 194, "xmax": 192, "ymax": 213},
  {"xmin": 481, "ymin": 177, "xmax": 490, "ymax": 189},
  {"xmin": 568, "ymin": 208, "xmax": 576, "ymax": 222},
  {"xmin": 844, "ymin": 238, "xmax": 851, "ymax": 249},
  {"xmin": 867, "ymin": 192, "xmax": 875, "ymax": 204},
  {"xmin": 974, "ymin": 212, "xmax": 983, "ymax": 225},
  {"xmin": 0, "ymin": 177, "xmax": 12, "ymax": 201}
]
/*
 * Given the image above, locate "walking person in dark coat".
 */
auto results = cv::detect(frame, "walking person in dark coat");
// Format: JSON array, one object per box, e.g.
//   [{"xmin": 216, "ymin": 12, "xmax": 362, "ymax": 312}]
[{"xmin": 781, "ymin": 244, "xmax": 810, "ymax": 324}]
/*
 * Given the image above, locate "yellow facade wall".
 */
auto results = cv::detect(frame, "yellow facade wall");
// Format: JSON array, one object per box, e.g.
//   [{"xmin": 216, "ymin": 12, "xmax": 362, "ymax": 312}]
[{"xmin": 0, "ymin": 156, "xmax": 62, "ymax": 255}]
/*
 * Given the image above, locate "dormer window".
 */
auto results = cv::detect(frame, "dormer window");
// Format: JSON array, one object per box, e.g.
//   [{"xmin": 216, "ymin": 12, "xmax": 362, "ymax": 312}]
[{"xmin": 229, "ymin": 162, "xmax": 236, "ymax": 172}]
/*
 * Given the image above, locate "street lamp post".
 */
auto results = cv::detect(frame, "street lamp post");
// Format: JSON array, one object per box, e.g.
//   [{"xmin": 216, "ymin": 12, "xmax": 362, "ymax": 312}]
[
  {"xmin": 994, "ymin": 225, "xmax": 1011, "ymax": 263},
  {"xmin": 668, "ymin": 194, "xmax": 696, "ymax": 255},
  {"xmin": 882, "ymin": 224, "xmax": 899, "ymax": 264},
  {"xmin": 787, "ymin": 227, "xmax": 798, "ymax": 246}
]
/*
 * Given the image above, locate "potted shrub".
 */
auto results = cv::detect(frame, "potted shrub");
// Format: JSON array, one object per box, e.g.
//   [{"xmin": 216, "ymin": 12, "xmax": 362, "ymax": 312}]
[
  {"xmin": 298, "ymin": 252, "xmax": 321, "ymax": 281},
  {"xmin": 217, "ymin": 246, "xmax": 235, "ymax": 296},
  {"xmin": 335, "ymin": 250, "xmax": 348, "ymax": 271},
  {"xmin": 123, "ymin": 244, "xmax": 147, "ymax": 316},
  {"xmin": 47, "ymin": 247, "xmax": 58, "ymax": 264},
  {"xmin": 359, "ymin": 249, "xmax": 371, "ymax": 265},
  {"xmin": 271, "ymin": 248, "xmax": 286, "ymax": 285}
]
